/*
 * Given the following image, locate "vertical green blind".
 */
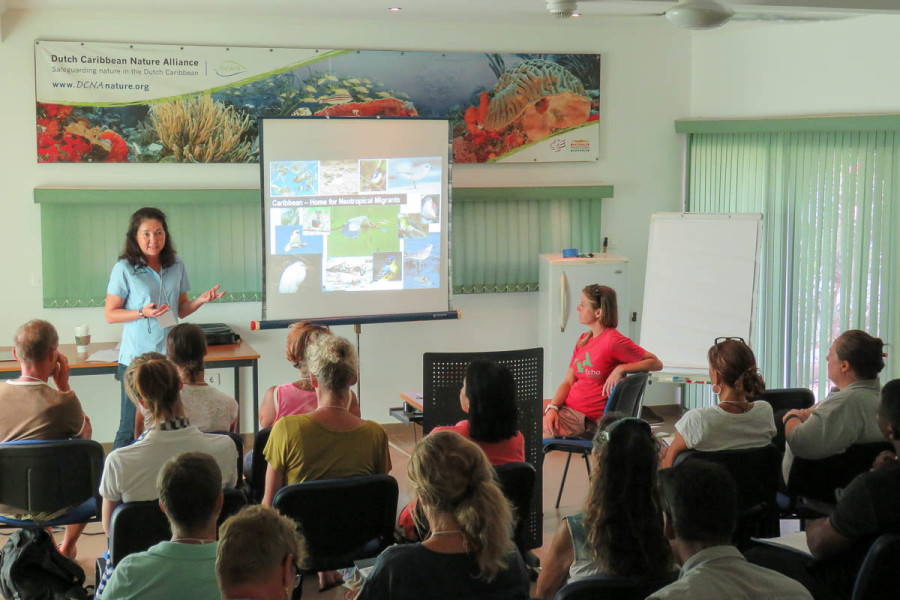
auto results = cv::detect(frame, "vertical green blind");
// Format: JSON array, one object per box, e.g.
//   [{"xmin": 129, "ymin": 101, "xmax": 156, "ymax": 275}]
[
  {"xmin": 37, "ymin": 185, "xmax": 612, "ymax": 307},
  {"xmin": 684, "ymin": 129, "xmax": 898, "ymax": 407}
]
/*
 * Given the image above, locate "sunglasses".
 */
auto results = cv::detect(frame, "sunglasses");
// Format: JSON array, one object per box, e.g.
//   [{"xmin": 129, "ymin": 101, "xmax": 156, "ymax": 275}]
[{"xmin": 714, "ymin": 336, "xmax": 746, "ymax": 346}]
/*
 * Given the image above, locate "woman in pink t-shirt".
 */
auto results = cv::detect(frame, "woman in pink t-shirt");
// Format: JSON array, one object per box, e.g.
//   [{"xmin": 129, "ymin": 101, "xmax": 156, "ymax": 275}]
[
  {"xmin": 258, "ymin": 321, "xmax": 360, "ymax": 428},
  {"xmin": 543, "ymin": 284, "xmax": 663, "ymax": 439}
]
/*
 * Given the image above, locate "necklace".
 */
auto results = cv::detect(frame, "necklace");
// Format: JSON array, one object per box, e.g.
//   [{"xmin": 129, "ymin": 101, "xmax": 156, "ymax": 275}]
[
  {"xmin": 15, "ymin": 375, "xmax": 47, "ymax": 384},
  {"xmin": 719, "ymin": 400, "xmax": 750, "ymax": 413},
  {"xmin": 430, "ymin": 530, "xmax": 464, "ymax": 537},
  {"xmin": 317, "ymin": 404, "xmax": 349, "ymax": 412}
]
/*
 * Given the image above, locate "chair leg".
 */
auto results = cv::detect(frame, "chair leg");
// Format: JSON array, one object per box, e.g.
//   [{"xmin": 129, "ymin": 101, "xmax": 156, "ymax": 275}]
[
  {"xmin": 583, "ymin": 452, "xmax": 591, "ymax": 476},
  {"xmin": 555, "ymin": 451, "xmax": 573, "ymax": 509}
]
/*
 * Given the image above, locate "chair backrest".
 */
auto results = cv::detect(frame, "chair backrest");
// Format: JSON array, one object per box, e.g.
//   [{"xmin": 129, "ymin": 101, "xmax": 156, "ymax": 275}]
[
  {"xmin": 852, "ymin": 534, "xmax": 900, "ymax": 600},
  {"xmin": 250, "ymin": 427, "xmax": 273, "ymax": 503},
  {"xmin": 494, "ymin": 462, "xmax": 536, "ymax": 553},
  {"xmin": 0, "ymin": 439, "xmax": 104, "ymax": 515},
  {"xmin": 554, "ymin": 572, "xmax": 678, "ymax": 600},
  {"xmin": 422, "ymin": 348, "xmax": 544, "ymax": 551},
  {"xmin": 109, "ymin": 487, "xmax": 247, "ymax": 567},
  {"xmin": 211, "ymin": 430, "xmax": 245, "ymax": 484},
  {"xmin": 788, "ymin": 442, "xmax": 894, "ymax": 504},
  {"xmin": 604, "ymin": 372, "xmax": 650, "ymax": 418},
  {"xmin": 754, "ymin": 388, "xmax": 815, "ymax": 413},
  {"xmin": 272, "ymin": 474, "xmax": 398, "ymax": 571}
]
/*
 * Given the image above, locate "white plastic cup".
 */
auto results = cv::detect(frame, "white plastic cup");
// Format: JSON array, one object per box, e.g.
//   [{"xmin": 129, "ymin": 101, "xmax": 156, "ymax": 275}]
[{"xmin": 74, "ymin": 325, "xmax": 91, "ymax": 353}]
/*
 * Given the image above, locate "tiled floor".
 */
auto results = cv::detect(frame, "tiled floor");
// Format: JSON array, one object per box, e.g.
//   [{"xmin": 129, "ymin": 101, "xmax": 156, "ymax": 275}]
[{"xmin": 34, "ymin": 405, "xmax": 684, "ymax": 599}]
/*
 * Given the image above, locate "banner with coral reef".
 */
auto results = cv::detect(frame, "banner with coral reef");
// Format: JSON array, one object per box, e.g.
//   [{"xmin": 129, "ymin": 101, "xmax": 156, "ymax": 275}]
[{"xmin": 35, "ymin": 40, "xmax": 600, "ymax": 164}]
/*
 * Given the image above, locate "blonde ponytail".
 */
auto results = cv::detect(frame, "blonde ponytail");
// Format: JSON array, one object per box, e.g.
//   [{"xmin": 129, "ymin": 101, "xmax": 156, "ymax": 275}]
[{"xmin": 409, "ymin": 431, "xmax": 515, "ymax": 580}]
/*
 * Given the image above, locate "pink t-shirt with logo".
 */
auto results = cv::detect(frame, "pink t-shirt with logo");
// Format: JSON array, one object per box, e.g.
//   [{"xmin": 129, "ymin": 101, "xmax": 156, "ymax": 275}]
[{"xmin": 565, "ymin": 328, "xmax": 647, "ymax": 420}]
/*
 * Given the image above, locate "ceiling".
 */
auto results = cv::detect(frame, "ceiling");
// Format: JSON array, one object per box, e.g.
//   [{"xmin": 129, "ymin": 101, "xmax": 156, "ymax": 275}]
[{"xmin": 4, "ymin": 0, "xmax": 900, "ymax": 26}]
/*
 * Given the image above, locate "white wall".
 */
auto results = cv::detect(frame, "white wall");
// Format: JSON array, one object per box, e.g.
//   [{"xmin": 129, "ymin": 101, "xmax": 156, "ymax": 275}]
[
  {"xmin": 0, "ymin": 10, "xmax": 688, "ymax": 441},
  {"xmin": 691, "ymin": 15, "xmax": 900, "ymax": 116}
]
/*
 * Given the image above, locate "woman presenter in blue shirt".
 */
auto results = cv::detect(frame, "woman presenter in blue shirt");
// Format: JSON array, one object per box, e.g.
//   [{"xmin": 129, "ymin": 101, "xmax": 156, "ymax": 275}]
[{"xmin": 104, "ymin": 207, "xmax": 224, "ymax": 449}]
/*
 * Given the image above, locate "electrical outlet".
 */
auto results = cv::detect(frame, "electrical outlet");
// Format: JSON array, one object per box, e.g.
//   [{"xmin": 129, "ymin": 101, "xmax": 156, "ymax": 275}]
[
  {"xmin": 207, "ymin": 372, "xmax": 221, "ymax": 386},
  {"xmin": 609, "ymin": 237, "xmax": 620, "ymax": 248}
]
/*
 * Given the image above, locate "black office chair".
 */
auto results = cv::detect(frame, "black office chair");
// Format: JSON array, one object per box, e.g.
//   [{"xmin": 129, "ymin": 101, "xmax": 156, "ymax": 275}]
[
  {"xmin": 249, "ymin": 427, "xmax": 273, "ymax": 503},
  {"xmin": 756, "ymin": 387, "xmax": 815, "ymax": 413},
  {"xmin": 554, "ymin": 572, "xmax": 678, "ymax": 600},
  {"xmin": 0, "ymin": 439, "xmax": 103, "ymax": 529},
  {"xmin": 422, "ymin": 348, "xmax": 544, "ymax": 553},
  {"xmin": 273, "ymin": 474, "xmax": 398, "ymax": 572},
  {"xmin": 674, "ymin": 444, "xmax": 782, "ymax": 545},
  {"xmin": 211, "ymin": 430, "xmax": 246, "ymax": 489},
  {"xmin": 786, "ymin": 441, "xmax": 894, "ymax": 505},
  {"xmin": 96, "ymin": 487, "xmax": 248, "ymax": 582},
  {"xmin": 543, "ymin": 372, "xmax": 650, "ymax": 509},
  {"xmin": 852, "ymin": 534, "xmax": 900, "ymax": 600},
  {"xmin": 494, "ymin": 462, "xmax": 536, "ymax": 557}
]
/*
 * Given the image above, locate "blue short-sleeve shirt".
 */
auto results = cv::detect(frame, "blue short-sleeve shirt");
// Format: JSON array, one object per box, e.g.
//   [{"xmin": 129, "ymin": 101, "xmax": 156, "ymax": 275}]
[{"xmin": 107, "ymin": 257, "xmax": 190, "ymax": 366}]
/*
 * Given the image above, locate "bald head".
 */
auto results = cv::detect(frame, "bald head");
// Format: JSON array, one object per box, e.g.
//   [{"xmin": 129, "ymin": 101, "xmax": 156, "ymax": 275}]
[{"xmin": 14, "ymin": 320, "xmax": 58, "ymax": 367}]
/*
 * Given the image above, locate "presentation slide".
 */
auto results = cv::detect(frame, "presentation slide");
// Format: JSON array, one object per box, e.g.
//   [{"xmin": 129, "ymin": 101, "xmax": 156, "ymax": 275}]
[{"xmin": 260, "ymin": 118, "xmax": 450, "ymax": 322}]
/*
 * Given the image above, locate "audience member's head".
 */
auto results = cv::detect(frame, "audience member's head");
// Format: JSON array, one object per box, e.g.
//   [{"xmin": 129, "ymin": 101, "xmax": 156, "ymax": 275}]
[
  {"xmin": 124, "ymin": 353, "xmax": 181, "ymax": 422},
  {"xmin": 217, "ymin": 505, "xmax": 307, "ymax": 600},
  {"xmin": 707, "ymin": 338, "xmax": 765, "ymax": 399},
  {"xmin": 285, "ymin": 321, "xmax": 331, "ymax": 376},
  {"xmin": 832, "ymin": 330, "xmax": 885, "ymax": 382},
  {"xmin": 13, "ymin": 319, "xmax": 58, "ymax": 368},
  {"xmin": 659, "ymin": 460, "xmax": 738, "ymax": 552},
  {"xmin": 584, "ymin": 416, "xmax": 671, "ymax": 576},
  {"xmin": 306, "ymin": 334, "xmax": 358, "ymax": 392},
  {"xmin": 462, "ymin": 360, "xmax": 518, "ymax": 443},
  {"xmin": 166, "ymin": 323, "xmax": 207, "ymax": 382},
  {"xmin": 409, "ymin": 430, "xmax": 513, "ymax": 580},
  {"xmin": 157, "ymin": 452, "xmax": 222, "ymax": 536},
  {"xmin": 878, "ymin": 379, "xmax": 900, "ymax": 442},
  {"xmin": 582, "ymin": 283, "xmax": 618, "ymax": 328}
]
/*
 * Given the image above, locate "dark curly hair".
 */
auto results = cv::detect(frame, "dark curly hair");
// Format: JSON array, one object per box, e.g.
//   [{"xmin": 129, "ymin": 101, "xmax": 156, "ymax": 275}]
[
  {"xmin": 582, "ymin": 416, "xmax": 672, "ymax": 576},
  {"xmin": 119, "ymin": 207, "xmax": 177, "ymax": 269},
  {"xmin": 465, "ymin": 360, "xmax": 518, "ymax": 443}
]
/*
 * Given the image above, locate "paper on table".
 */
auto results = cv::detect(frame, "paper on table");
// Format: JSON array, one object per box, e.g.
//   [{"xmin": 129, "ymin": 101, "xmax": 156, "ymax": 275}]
[
  {"xmin": 87, "ymin": 349, "xmax": 121, "ymax": 362},
  {"xmin": 751, "ymin": 531, "xmax": 811, "ymax": 556}
]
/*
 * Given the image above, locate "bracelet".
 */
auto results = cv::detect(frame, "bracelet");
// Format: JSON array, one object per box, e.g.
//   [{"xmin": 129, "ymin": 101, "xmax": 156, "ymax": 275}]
[
  {"xmin": 783, "ymin": 414, "xmax": 802, "ymax": 426},
  {"xmin": 544, "ymin": 404, "xmax": 561, "ymax": 415},
  {"xmin": 138, "ymin": 308, "xmax": 145, "ymax": 319}
]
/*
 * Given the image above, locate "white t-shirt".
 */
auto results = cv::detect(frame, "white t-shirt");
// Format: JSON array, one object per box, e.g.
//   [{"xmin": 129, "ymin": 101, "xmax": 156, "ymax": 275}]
[
  {"xmin": 675, "ymin": 401, "xmax": 776, "ymax": 452},
  {"xmin": 141, "ymin": 385, "xmax": 238, "ymax": 433},
  {"xmin": 100, "ymin": 426, "xmax": 237, "ymax": 503}
]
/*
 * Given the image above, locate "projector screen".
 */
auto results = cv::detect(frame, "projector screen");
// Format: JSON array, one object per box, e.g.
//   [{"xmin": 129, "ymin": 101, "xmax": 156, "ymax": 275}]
[{"xmin": 259, "ymin": 118, "xmax": 451, "ymax": 322}]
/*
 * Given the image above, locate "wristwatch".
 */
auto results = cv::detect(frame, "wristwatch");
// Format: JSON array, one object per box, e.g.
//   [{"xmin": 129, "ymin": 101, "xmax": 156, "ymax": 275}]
[
  {"xmin": 544, "ymin": 404, "xmax": 560, "ymax": 415},
  {"xmin": 138, "ymin": 308, "xmax": 146, "ymax": 319}
]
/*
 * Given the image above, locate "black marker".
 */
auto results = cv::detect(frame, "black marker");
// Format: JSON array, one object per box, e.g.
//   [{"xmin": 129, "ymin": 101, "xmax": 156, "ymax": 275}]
[{"xmin": 602, "ymin": 237, "xmax": 608, "ymax": 253}]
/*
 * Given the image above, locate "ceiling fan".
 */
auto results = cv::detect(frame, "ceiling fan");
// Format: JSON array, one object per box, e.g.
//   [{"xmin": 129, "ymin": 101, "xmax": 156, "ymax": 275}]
[{"xmin": 546, "ymin": 0, "xmax": 844, "ymax": 30}]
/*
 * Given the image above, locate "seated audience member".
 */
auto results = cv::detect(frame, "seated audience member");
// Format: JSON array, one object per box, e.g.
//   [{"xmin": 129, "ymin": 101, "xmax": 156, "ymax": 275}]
[
  {"xmin": 543, "ymin": 284, "xmax": 663, "ymax": 439},
  {"xmin": 398, "ymin": 360, "xmax": 525, "ymax": 540},
  {"xmin": 782, "ymin": 330, "xmax": 885, "ymax": 483},
  {"xmin": 136, "ymin": 323, "xmax": 238, "ymax": 436},
  {"xmin": 751, "ymin": 379, "xmax": 900, "ymax": 600},
  {"xmin": 0, "ymin": 319, "xmax": 92, "ymax": 559},
  {"xmin": 660, "ymin": 338, "xmax": 775, "ymax": 468},
  {"xmin": 102, "ymin": 452, "xmax": 224, "ymax": 600},
  {"xmin": 96, "ymin": 353, "xmax": 237, "ymax": 599},
  {"xmin": 358, "ymin": 431, "xmax": 529, "ymax": 600},
  {"xmin": 217, "ymin": 505, "xmax": 307, "ymax": 600},
  {"xmin": 535, "ymin": 417, "xmax": 672, "ymax": 600},
  {"xmin": 648, "ymin": 460, "xmax": 813, "ymax": 600},
  {"xmin": 258, "ymin": 321, "xmax": 360, "ymax": 429},
  {"xmin": 262, "ymin": 333, "xmax": 390, "ymax": 590}
]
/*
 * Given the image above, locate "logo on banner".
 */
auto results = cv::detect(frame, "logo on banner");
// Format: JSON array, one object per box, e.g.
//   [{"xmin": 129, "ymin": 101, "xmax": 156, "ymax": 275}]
[
  {"xmin": 216, "ymin": 61, "xmax": 248, "ymax": 77},
  {"xmin": 570, "ymin": 139, "xmax": 591, "ymax": 152},
  {"xmin": 550, "ymin": 139, "xmax": 567, "ymax": 153}
]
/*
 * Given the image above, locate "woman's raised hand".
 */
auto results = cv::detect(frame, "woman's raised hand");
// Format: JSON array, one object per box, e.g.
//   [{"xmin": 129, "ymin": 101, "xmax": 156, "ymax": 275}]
[
  {"xmin": 197, "ymin": 284, "xmax": 226, "ymax": 305},
  {"xmin": 142, "ymin": 302, "xmax": 171, "ymax": 318}
]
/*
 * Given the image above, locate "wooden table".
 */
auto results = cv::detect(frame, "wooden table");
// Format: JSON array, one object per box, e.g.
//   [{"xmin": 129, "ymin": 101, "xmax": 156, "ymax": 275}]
[{"xmin": 0, "ymin": 341, "xmax": 262, "ymax": 434}]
